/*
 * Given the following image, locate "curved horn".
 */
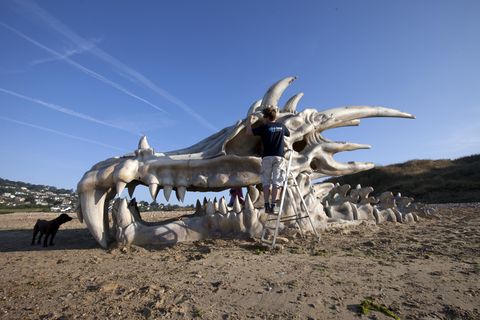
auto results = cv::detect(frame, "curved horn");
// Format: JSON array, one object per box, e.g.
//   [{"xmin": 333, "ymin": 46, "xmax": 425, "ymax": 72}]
[
  {"xmin": 283, "ymin": 92, "xmax": 304, "ymax": 113},
  {"xmin": 317, "ymin": 106, "xmax": 415, "ymax": 130},
  {"xmin": 246, "ymin": 99, "xmax": 262, "ymax": 116},
  {"xmin": 261, "ymin": 76, "xmax": 297, "ymax": 108}
]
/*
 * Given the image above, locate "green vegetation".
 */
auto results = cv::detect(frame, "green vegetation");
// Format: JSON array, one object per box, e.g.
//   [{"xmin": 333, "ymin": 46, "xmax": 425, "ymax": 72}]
[
  {"xmin": 360, "ymin": 298, "xmax": 400, "ymax": 320},
  {"xmin": 327, "ymin": 154, "xmax": 480, "ymax": 203},
  {"xmin": 0, "ymin": 207, "xmax": 50, "ymax": 214}
]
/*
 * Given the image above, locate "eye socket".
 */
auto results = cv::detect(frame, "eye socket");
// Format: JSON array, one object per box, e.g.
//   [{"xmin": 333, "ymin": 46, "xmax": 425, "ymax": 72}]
[{"xmin": 292, "ymin": 139, "xmax": 307, "ymax": 152}]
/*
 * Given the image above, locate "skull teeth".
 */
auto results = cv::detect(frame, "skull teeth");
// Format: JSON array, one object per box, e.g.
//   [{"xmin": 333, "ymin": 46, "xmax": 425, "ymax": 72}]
[
  {"xmin": 149, "ymin": 183, "xmax": 159, "ymax": 201},
  {"xmin": 176, "ymin": 186, "xmax": 187, "ymax": 202},
  {"xmin": 163, "ymin": 185, "xmax": 173, "ymax": 201}
]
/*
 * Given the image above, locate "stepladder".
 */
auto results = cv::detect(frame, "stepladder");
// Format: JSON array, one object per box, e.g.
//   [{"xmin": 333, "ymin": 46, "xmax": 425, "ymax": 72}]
[{"xmin": 260, "ymin": 150, "xmax": 321, "ymax": 250}]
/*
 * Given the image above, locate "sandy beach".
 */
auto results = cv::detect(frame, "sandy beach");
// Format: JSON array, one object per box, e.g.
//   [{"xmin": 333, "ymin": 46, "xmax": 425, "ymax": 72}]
[{"xmin": 0, "ymin": 204, "xmax": 478, "ymax": 319}]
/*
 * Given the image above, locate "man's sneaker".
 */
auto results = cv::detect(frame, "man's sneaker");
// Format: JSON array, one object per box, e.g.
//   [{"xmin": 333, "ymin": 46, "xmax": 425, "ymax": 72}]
[
  {"xmin": 270, "ymin": 204, "xmax": 277, "ymax": 214},
  {"xmin": 264, "ymin": 203, "xmax": 272, "ymax": 213}
]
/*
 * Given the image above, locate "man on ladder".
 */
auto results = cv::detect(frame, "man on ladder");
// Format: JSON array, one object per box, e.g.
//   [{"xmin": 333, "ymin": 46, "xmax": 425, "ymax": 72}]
[
  {"xmin": 247, "ymin": 106, "xmax": 320, "ymax": 249},
  {"xmin": 246, "ymin": 106, "xmax": 290, "ymax": 214}
]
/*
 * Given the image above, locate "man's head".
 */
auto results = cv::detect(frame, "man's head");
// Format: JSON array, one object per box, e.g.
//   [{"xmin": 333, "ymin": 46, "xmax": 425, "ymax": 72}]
[{"xmin": 262, "ymin": 106, "xmax": 277, "ymax": 121}]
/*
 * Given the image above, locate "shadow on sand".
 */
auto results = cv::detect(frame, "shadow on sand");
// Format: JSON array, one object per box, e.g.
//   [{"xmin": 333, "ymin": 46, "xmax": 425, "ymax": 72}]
[{"xmin": 0, "ymin": 228, "xmax": 99, "ymax": 252}]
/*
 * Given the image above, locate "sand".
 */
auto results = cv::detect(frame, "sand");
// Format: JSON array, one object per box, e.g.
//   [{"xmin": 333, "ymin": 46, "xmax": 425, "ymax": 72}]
[{"xmin": 0, "ymin": 204, "xmax": 478, "ymax": 319}]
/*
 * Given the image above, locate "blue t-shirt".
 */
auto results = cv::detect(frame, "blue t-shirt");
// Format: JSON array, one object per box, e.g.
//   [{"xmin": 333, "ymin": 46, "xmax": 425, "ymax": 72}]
[{"xmin": 252, "ymin": 122, "xmax": 290, "ymax": 158}]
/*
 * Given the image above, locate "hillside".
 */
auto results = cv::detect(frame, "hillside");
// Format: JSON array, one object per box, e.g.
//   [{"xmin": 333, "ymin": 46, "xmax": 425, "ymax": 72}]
[
  {"xmin": 0, "ymin": 178, "xmax": 77, "ymax": 213},
  {"xmin": 326, "ymin": 154, "xmax": 480, "ymax": 203}
]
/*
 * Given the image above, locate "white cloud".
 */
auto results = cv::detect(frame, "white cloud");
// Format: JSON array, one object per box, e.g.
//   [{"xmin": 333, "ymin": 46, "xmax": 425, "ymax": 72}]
[
  {"xmin": 12, "ymin": 0, "xmax": 218, "ymax": 132},
  {"xmin": 29, "ymin": 37, "xmax": 101, "ymax": 66},
  {"xmin": 0, "ymin": 22, "xmax": 167, "ymax": 114},
  {"xmin": 0, "ymin": 87, "xmax": 141, "ymax": 136},
  {"xmin": 0, "ymin": 116, "xmax": 127, "ymax": 152}
]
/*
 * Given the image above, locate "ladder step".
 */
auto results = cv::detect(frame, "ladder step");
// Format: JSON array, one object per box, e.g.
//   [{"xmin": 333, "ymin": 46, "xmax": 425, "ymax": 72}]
[{"xmin": 279, "ymin": 216, "xmax": 310, "ymax": 223}]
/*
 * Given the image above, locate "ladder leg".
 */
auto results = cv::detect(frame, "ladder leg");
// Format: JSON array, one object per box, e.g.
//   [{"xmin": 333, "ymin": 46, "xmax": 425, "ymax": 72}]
[
  {"xmin": 291, "ymin": 180, "xmax": 321, "ymax": 242},
  {"xmin": 270, "ymin": 154, "xmax": 294, "ymax": 249}
]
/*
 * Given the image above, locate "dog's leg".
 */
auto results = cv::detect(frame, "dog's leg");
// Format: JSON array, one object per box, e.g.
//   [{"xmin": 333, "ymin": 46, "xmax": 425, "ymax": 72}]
[
  {"xmin": 43, "ymin": 233, "xmax": 49, "ymax": 247},
  {"xmin": 38, "ymin": 232, "xmax": 43, "ymax": 245},
  {"xmin": 31, "ymin": 223, "xmax": 39, "ymax": 245},
  {"xmin": 49, "ymin": 230, "xmax": 57, "ymax": 246}
]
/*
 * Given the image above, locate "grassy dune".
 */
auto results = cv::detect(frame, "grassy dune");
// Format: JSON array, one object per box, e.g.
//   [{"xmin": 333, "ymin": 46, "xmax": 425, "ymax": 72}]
[{"xmin": 327, "ymin": 154, "xmax": 480, "ymax": 203}]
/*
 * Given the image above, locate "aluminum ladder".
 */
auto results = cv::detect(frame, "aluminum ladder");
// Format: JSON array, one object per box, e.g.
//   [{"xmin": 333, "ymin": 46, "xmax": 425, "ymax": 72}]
[{"xmin": 260, "ymin": 149, "xmax": 321, "ymax": 250}]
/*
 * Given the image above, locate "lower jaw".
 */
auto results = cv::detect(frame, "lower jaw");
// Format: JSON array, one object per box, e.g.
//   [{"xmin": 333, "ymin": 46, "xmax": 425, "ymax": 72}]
[{"xmin": 79, "ymin": 188, "xmax": 263, "ymax": 248}]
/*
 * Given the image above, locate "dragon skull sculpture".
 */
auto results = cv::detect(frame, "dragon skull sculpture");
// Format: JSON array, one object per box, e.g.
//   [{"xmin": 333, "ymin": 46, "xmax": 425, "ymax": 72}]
[{"xmin": 77, "ymin": 76, "xmax": 415, "ymax": 248}]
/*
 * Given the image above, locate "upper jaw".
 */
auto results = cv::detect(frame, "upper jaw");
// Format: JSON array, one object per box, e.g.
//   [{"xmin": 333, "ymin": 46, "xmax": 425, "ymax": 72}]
[{"xmin": 78, "ymin": 154, "xmax": 262, "ymax": 197}]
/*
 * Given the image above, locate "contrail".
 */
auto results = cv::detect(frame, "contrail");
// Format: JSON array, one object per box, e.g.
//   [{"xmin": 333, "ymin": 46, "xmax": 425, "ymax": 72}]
[
  {"xmin": 11, "ymin": 0, "xmax": 218, "ymax": 132},
  {"xmin": 0, "ymin": 22, "xmax": 167, "ymax": 114},
  {"xmin": 0, "ymin": 116, "xmax": 127, "ymax": 152},
  {"xmin": 0, "ymin": 87, "xmax": 141, "ymax": 136}
]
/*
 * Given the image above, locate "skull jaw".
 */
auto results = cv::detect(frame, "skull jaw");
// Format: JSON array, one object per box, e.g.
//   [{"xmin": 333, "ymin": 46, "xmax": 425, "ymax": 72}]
[{"xmin": 111, "ymin": 197, "xmax": 264, "ymax": 247}]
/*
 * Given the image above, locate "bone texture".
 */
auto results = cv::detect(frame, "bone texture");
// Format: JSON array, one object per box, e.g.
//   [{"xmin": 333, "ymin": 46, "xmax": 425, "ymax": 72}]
[{"xmin": 77, "ymin": 76, "xmax": 420, "ymax": 248}]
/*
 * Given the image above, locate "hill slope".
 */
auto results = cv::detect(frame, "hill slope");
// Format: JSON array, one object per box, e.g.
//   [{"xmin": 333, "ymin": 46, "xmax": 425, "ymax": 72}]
[{"xmin": 326, "ymin": 154, "xmax": 480, "ymax": 203}]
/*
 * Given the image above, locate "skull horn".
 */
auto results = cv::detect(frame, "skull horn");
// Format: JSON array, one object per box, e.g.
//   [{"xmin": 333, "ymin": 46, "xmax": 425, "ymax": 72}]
[{"xmin": 261, "ymin": 76, "xmax": 297, "ymax": 108}]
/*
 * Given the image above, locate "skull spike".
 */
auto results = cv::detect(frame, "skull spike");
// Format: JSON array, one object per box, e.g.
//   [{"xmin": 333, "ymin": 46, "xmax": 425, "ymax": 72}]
[
  {"xmin": 247, "ymin": 99, "xmax": 263, "ymax": 116},
  {"xmin": 283, "ymin": 92, "xmax": 303, "ymax": 113},
  {"xmin": 318, "ymin": 106, "xmax": 415, "ymax": 131},
  {"xmin": 138, "ymin": 136, "xmax": 151, "ymax": 150},
  {"xmin": 261, "ymin": 76, "xmax": 297, "ymax": 108}
]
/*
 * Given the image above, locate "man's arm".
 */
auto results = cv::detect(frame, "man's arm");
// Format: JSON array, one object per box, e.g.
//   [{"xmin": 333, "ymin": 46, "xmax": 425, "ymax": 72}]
[{"xmin": 246, "ymin": 114, "xmax": 258, "ymax": 136}]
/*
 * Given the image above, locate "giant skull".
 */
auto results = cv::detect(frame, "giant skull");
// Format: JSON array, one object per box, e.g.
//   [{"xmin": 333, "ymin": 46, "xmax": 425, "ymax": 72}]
[{"xmin": 77, "ymin": 76, "xmax": 414, "ymax": 248}]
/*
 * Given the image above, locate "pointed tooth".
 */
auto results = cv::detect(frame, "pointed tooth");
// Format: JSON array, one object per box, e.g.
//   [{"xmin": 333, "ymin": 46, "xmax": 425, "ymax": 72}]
[
  {"xmin": 213, "ymin": 197, "xmax": 219, "ymax": 212},
  {"xmin": 247, "ymin": 185, "xmax": 260, "ymax": 203},
  {"xmin": 203, "ymin": 197, "xmax": 208, "ymax": 206},
  {"xmin": 176, "ymin": 186, "xmax": 186, "ymax": 202},
  {"xmin": 112, "ymin": 198, "xmax": 133, "ymax": 228},
  {"xmin": 79, "ymin": 190, "xmax": 109, "ymax": 249},
  {"xmin": 163, "ymin": 185, "xmax": 173, "ymax": 201},
  {"xmin": 116, "ymin": 181, "xmax": 127, "ymax": 196},
  {"xmin": 149, "ymin": 183, "xmax": 159, "ymax": 201},
  {"xmin": 233, "ymin": 196, "xmax": 242, "ymax": 213},
  {"xmin": 219, "ymin": 197, "xmax": 228, "ymax": 215},
  {"xmin": 245, "ymin": 194, "xmax": 254, "ymax": 212},
  {"xmin": 195, "ymin": 199, "xmax": 203, "ymax": 214},
  {"xmin": 206, "ymin": 201, "xmax": 215, "ymax": 215}
]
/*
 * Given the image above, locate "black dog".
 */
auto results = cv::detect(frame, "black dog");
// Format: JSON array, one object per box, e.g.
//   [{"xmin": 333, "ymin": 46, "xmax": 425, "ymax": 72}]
[{"xmin": 31, "ymin": 213, "xmax": 73, "ymax": 247}]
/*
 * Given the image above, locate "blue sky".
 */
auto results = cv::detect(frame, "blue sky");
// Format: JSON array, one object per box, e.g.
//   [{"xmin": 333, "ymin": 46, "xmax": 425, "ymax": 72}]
[{"xmin": 1, "ymin": 0, "xmax": 479, "ymax": 204}]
